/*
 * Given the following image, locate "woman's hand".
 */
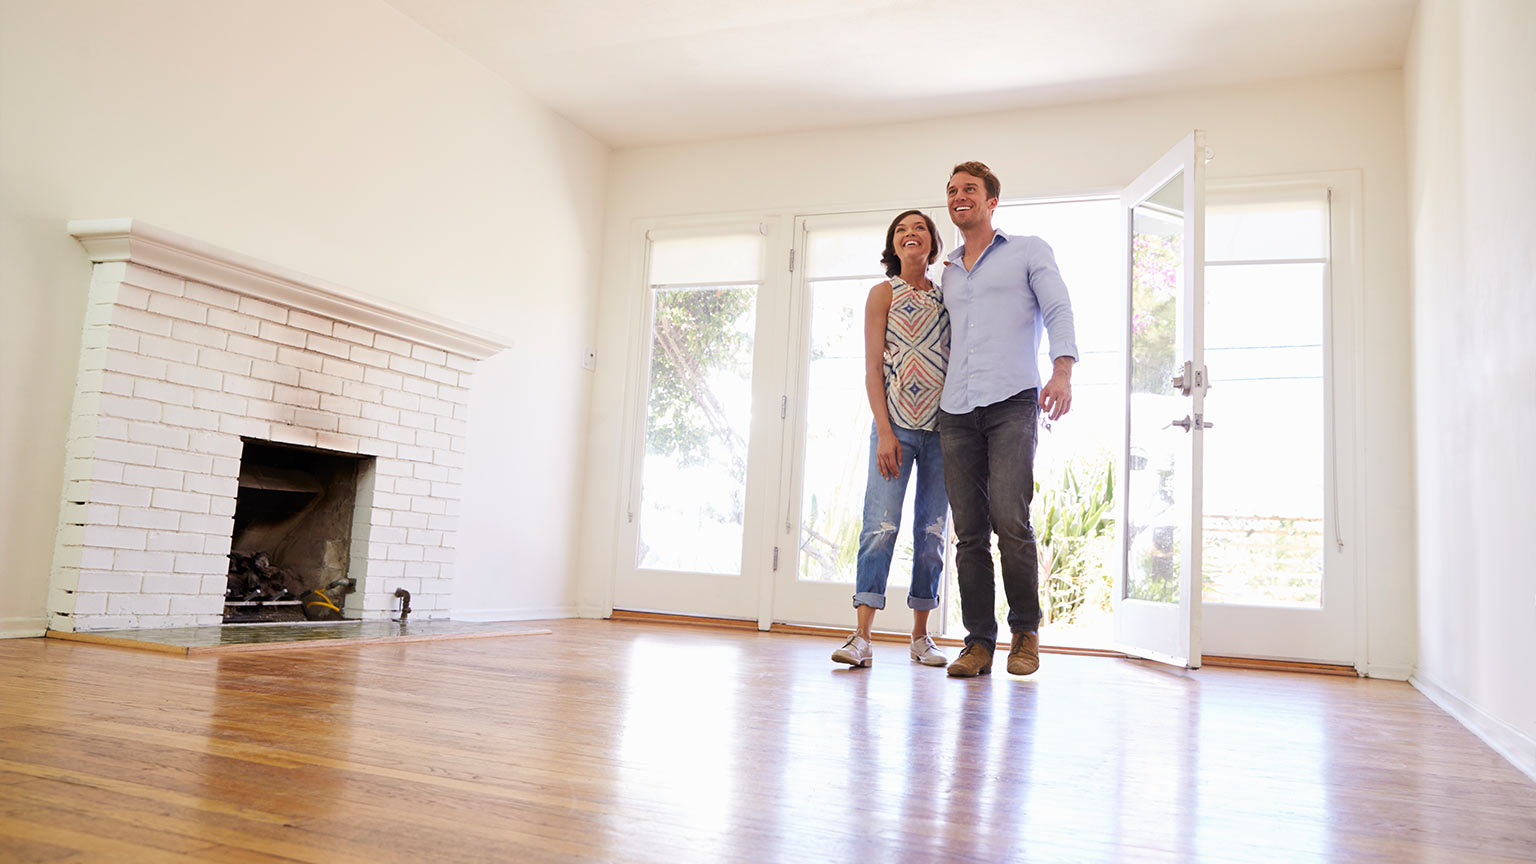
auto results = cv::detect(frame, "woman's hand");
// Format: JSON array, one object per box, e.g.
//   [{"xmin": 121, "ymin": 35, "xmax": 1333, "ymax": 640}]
[{"xmin": 876, "ymin": 432, "xmax": 902, "ymax": 481}]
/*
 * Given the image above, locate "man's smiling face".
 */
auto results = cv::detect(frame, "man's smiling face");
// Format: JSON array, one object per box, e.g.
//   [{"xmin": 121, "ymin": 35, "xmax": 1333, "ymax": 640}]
[{"xmin": 946, "ymin": 171, "xmax": 996, "ymax": 231}]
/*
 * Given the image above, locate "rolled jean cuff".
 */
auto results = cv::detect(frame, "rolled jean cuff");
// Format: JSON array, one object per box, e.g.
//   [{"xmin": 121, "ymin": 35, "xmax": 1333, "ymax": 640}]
[
  {"xmin": 906, "ymin": 595, "xmax": 939, "ymax": 611},
  {"xmin": 852, "ymin": 592, "xmax": 886, "ymax": 610}
]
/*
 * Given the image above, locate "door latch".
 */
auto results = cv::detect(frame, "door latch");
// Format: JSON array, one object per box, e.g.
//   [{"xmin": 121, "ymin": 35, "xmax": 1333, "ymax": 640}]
[
  {"xmin": 1168, "ymin": 414, "xmax": 1214, "ymax": 432},
  {"xmin": 1171, "ymin": 360, "xmax": 1194, "ymax": 396}
]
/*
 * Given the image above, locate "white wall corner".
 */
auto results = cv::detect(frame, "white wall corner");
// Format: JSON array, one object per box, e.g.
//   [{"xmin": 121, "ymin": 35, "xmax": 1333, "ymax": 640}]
[
  {"xmin": 1364, "ymin": 663, "xmax": 1414, "ymax": 681},
  {"xmin": 1411, "ymin": 674, "xmax": 1536, "ymax": 785}
]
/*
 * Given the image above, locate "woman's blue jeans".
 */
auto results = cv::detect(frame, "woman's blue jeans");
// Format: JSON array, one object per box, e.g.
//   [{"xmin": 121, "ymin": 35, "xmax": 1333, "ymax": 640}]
[{"xmin": 853, "ymin": 422, "xmax": 948, "ymax": 611}]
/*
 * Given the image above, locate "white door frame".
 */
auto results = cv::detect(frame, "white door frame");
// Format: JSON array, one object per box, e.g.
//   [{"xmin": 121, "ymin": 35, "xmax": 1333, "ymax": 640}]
[
  {"xmin": 1199, "ymin": 171, "xmax": 1365, "ymax": 669},
  {"xmin": 769, "ymin": 208, "xmax": 954, "ymax": 630},
  {"xmin": 609, "ymin": 215, "xmax": 793, "ymax": 624}
]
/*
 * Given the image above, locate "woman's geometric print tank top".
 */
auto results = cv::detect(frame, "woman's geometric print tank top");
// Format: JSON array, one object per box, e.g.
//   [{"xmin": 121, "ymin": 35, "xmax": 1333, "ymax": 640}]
[{"xmin": 882, "ymin": 275, "xmax": 951, "ymax": 432}]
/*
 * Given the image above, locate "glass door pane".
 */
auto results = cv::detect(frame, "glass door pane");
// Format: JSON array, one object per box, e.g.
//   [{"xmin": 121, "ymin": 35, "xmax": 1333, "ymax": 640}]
[
  {"xmin": 797, "ymin": 221, "xmax": 921, "ymax": 590},
  {"xmin": 1202, "ymin": 262, "xmax": 1325, "ymax": 606},
  {"xmin": 1126, "ymin": 177, "xmax": 1189, "ymax": 603},
  {"xmin": 638, "ymin": 284, "xmax": 758, "ymax": 574},
  {"xmin": 799, "ymin": 275, "xmax": 888, "ymax": 584}
]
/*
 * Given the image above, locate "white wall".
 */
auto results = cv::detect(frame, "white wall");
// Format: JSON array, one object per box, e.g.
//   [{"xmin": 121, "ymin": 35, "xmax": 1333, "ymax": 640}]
[
  {"xmin": 578, "ymin": 69, "xmax": 1418, "ymax": 674},
  {"xmin": 0, "ymin": 0, "xmax": 608, "ymax": 634},
  {"xmin": 1404, "ymin": 0, "xmax": 1536, "ymax": 777}
]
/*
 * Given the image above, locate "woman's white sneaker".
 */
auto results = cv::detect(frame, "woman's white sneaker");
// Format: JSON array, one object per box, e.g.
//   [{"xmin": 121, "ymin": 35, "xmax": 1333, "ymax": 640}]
[
  {"xmin": 831, "ymin": 633, "xmax": 873, "ymax": 667},
  {"xmin": 910, "ymin": 634, "xmax": 948, "ymax": 667}
]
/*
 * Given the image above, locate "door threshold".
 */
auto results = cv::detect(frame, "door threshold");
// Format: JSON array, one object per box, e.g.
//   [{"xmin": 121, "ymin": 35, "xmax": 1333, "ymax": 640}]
[
  {"xmin": 609, "ymin": 612, "xmax": 1358, "ymax": 675},
  {"xmin": 609, "ymin": 609, "xmax": 758, "ymax": 630},
  {"xmin": 772, "ymin": 622, "xmax": 1129, "ymax": 657},
  {"xmin": 1200, "ymin": 655, "xmax": 1358, "ymax": 676}
]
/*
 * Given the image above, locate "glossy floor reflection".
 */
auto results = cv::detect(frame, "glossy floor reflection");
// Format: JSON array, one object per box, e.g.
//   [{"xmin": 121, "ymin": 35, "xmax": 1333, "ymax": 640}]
[{"xmin": 1, "ymin": 619, "xmax": 1532, "ymax": 862}]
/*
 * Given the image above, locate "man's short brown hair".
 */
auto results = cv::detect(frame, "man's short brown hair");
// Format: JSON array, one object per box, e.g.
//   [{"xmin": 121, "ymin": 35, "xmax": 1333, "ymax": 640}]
[{"xmin": 950, "ymin": 161, "xmax": 1000, "ymax": 201}]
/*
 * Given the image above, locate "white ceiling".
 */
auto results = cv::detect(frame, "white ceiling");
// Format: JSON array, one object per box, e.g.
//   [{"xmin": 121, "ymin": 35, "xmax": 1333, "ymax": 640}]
[{"xmin": 383, "ymin": 0, "xmax": 1416, "ymax": 148}]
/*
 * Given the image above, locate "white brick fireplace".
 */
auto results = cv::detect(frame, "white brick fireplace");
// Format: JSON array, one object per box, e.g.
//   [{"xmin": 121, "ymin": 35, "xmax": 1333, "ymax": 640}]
[{"xmin": 49, "ymin": 219, "xmax": 509, "ymax": 631}]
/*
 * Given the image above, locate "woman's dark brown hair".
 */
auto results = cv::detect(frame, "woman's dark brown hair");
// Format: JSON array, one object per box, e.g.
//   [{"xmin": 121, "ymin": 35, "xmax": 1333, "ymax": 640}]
[{"xmin": 880, "ymin": 209, "xmax": 943, "ymax": 278}]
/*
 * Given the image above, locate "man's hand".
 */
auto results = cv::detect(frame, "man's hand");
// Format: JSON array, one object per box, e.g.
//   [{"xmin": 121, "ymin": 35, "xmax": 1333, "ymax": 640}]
[{"xmin": 1040, "ymin": 357, "xmax": 1075, "ymax": 421}]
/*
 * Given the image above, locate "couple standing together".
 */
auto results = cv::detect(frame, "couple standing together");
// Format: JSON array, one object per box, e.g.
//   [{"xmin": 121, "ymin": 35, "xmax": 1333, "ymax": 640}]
[{"xmin": 831, "ymin": 161, "xmax": 1078, "ymax": 678}]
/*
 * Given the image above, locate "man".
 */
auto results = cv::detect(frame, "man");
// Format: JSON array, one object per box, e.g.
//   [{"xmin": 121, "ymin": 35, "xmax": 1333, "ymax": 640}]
[{"xmin": 939, "ymin": 161, "xmax": 1077, "ymax": 678}]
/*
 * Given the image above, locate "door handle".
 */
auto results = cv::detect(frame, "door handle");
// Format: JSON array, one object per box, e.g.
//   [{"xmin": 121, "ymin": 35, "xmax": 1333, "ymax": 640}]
[{"xmin": 1167, "ymin": 414, "xmax": 1214, "ymax": 432}]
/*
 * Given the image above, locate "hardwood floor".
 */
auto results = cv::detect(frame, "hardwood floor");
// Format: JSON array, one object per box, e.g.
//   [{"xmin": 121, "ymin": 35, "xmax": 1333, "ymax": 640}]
[{"xmin": 1, "ymin": 619, "xmax": 1533, "ymax": 863}]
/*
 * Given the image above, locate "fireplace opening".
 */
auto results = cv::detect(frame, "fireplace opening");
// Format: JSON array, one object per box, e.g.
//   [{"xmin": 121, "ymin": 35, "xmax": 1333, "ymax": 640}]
[{"xmin": 225, "ymin": 440, "xmax": 373, "ymax": 624}]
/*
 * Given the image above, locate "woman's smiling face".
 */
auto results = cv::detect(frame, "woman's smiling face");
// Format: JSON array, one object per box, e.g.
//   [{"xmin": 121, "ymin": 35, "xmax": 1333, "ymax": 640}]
[{"xmin": 892, "ymin": 212, "xmax": 932, "ymax": 261}]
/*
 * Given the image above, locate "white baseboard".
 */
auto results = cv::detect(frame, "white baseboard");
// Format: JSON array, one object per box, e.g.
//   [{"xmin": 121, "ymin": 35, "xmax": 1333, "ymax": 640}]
[
  {"xmin": 1411, "ymin": 674, "xmax": 1536, "ymax": 784},
  {"xmin": 0, "ymin": 618, "xmax": 48, "ymax": 639},
  {"xmin": 1363, "ymin": 663, "xmax": 1413, "ymax": 681},
  {"xmin": 450, "ymin": 606, "xmax": 579, "ymax": 623}
]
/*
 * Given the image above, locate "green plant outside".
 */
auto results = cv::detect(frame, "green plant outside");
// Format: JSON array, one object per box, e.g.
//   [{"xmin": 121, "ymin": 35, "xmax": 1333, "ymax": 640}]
[{"xmin": 1033, "ymin": 455, "xmax": 1117, "ymax": 625}]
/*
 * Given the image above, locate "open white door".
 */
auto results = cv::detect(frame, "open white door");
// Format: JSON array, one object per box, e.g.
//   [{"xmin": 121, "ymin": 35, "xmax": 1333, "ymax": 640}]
[{"xmin": 1114, "ymin": 131, "xmax": 1207, "ymax": 669}]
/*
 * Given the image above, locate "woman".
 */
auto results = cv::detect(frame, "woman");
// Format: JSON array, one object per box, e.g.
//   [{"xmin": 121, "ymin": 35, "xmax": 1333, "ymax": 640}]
[{"xmin": 831, "ymin": 209, "xmax": 951, "ymax": 668}]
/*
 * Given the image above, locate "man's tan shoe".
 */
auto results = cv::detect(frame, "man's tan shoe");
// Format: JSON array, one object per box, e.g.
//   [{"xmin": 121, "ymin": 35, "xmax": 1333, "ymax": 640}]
[
  {"xmin": 946, "ymin": 642, "xmax": 993, "ymax": 677},
  {"xmin": 1008, "ymin": 631, "xmax": 1040, "ymax": 676}
]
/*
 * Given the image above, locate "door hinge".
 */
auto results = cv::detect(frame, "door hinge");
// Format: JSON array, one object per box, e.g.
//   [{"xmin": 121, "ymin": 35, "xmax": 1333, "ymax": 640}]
[
  {"xmin": 788, "ymin": 248, "xmax": 796, "ymax": 272},
  {"xmin": 772, "ymin": 547, "xmax": 780, "ymax": 571},
  {"xmin": 780, "ymin": 395, "xmax": 787, "ymax": 419}
]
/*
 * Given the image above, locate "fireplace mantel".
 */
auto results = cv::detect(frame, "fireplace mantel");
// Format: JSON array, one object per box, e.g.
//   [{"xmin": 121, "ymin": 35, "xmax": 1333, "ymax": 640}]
[{"xmin": 68, "ymin": 218, "xmax": 510, "ymax": 360}]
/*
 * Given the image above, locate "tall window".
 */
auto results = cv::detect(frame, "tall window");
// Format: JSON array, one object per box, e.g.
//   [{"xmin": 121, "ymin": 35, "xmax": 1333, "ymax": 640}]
[
  {"xmin": 795, "ymin": 218, "xmax": 920, "ymax": 586},
  {"xmin": 1201, "ymin": 190, "xmax": 1330, "ymax": 606},
  {"xmin": 636, "ymin": 231, "xmax": 765, "ymax": 575}
]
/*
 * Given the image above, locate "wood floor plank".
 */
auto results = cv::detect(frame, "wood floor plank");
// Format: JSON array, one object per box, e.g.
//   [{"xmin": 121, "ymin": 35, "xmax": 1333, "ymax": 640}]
[
  {"xmin": 0, "ymin": 815, "xmax": 211, "ymax": 864},
  {"xmin": 0, "ymin": 619, "xmax": 1532, "ymax": 863},
  {"xmin": 0, "ymin": 829, "xmax": 83, "ymax": 864},
  {"xmin": 0, "ymin": 776, "xmax": 363, "ymax": 864},
  {"xmin": 2, "ymin": 802, "xmax": 220, "ymax": 857}
]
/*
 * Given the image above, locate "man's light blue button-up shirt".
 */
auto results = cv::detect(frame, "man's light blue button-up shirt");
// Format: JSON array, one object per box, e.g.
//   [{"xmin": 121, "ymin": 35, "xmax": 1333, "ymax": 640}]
[{"xmin": 940, "ymin": 230, "xmax": 1078, "ymax": 414}]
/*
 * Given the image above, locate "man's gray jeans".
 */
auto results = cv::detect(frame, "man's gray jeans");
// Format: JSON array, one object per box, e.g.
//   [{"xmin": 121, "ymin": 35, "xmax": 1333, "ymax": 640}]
[{"xmin": 939, "ymin": 388, "xmax": 1041, "ymax": 651}]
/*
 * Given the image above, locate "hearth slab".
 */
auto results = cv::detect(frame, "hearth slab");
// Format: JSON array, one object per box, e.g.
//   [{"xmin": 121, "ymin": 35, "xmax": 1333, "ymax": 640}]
[{"xmin": 44, "ymin": 619, "xmax": 550, "ymax": 655}]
